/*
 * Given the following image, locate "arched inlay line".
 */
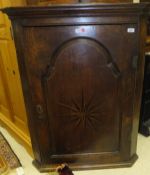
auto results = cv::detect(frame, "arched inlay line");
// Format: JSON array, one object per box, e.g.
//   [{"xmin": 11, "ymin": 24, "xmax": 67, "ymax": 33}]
[{"xmin": 43, "ymin": 37, "xmax": 121, "ymax": 80}]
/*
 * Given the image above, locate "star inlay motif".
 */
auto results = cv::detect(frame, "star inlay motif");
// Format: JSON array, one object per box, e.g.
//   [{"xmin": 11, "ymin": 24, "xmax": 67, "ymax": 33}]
[{"xmin": 58, "ymin": 90, "xmax": 106, "ymax": 131}]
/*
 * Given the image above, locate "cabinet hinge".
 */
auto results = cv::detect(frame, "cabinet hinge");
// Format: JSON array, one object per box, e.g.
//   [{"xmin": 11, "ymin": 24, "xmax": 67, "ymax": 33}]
[
  {"xmin": 132, "ymin": 56, "xmax": 138, "ymax": 70},
  {"xmin": 10, "ymin": 27, "xmax": 14, "ymax": 40}
]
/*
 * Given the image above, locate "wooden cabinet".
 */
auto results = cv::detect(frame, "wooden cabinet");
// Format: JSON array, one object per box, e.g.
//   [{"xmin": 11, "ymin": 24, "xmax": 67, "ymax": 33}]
[
  {"xmin": 26, "ymin": 0, "xmax": 133, "ymax": 5},
  {"xmin": 4, "ymin": 3, "xmax": 148, "ymax": 172},
  {"xmin": 0, "ymin": 0, "xmax": 32, "ymax": 156}
]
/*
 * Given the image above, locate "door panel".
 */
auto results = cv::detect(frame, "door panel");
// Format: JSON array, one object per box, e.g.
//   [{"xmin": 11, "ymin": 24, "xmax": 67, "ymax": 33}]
[
  {"xmin": 0, "ymin": 51, "xmax": 11, "ymax": 118},
  {"xmin": 7, "ymin": 40, "xmax": 28, "ymax": 124},
  {"xmin": 0, "ymin": 39, "xmax": 29, "ymax": 132},
  {"xmin": 0, "ymin": 40, "xmax": 14, "ymax": 120},
  {"xmin": 0, "ymin": 0, "xmax": 31, "ymax": 156},
  {"xmin": 44, "ymin": 38, "xmax": 121, "ymax": 154},
  {"xmin": 23, "ymin": 24, "xmax": 138, "ymax": 162},
  {"xmin": 0, "ymin": 12, "xmax": 5, "ymax": 26},
  {"xmin": 1, "ymin": 0, "xmax": 11, "ymax": 7}
]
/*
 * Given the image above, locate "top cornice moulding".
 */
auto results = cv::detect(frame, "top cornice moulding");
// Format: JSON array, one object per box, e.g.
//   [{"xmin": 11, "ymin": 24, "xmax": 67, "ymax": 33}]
[{"xmin": 1, "ymin": 3, "xmax": 150, "ymax": 18}]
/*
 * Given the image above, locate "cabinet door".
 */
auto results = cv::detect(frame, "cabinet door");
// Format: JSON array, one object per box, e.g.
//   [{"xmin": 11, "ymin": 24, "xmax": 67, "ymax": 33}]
[
  {"xmin": 22, "ymin": 24, "xmax": 138, "ymax": 164},
  {"xmin": 0, "ymin": 39, "xmax": 29, "ymax": 133},
  {"xmin": 0, "ymin": 50, "xmax": 12, "ymax": 119},
  {"xmin": 0, "ymin": 1, "xmax": 11, "ymax": 119},
  {"xmin": 0, "ymin": 0, "xmax": 30, "ymax": 147}
]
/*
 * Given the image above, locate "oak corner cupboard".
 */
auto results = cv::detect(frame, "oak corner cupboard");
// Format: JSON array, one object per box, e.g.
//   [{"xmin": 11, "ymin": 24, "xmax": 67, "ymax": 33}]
[{"xmin": 3, "ymin": 3, "xmax": 149, "ymax": 172}]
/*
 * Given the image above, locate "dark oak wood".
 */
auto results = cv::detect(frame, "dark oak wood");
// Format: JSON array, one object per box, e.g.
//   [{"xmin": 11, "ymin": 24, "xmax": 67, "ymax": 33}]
[
  {"xmin": 26, "ymin": 0, "xmax": 78, "ymax": 5},
  {"xmin": 3, "ymin": 3, "xmax": 149, "ymax": 172},
  {"xmin": 26, "ymin": 0, "xmax": 133, "ymax": 5}
]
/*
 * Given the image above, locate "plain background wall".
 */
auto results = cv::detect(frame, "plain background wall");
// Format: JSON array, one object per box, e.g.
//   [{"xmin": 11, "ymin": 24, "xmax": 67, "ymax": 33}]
[{"xmin": 133, "ymin": 0, "xmax": 140, "ymax": 2}]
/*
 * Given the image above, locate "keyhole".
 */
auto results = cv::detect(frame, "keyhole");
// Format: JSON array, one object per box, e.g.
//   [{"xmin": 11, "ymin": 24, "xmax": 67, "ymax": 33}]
[{"xmin": 36, "ymin": 104, "xmax": 43, "ymax": 114}]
